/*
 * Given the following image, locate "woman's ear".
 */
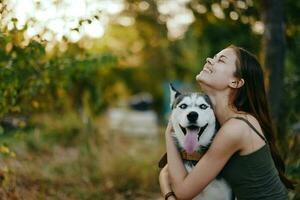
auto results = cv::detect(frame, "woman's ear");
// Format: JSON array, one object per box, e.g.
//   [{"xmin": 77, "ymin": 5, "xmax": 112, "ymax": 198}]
[{"xmin": 229, "ymin": 78, "xmax": 244, "ymax": 88}]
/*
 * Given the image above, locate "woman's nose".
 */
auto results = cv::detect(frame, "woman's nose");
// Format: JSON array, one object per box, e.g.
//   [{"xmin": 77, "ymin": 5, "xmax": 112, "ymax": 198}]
[{"xmin": 206, "ymin": 57, "xmax": 214, "ymax": 65}]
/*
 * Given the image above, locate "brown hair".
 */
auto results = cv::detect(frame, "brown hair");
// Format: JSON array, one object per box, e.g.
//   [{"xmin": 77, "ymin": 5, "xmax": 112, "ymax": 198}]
[{"xmin": 229, "ymin": 45, "xmax": 295, "ymax": 190}]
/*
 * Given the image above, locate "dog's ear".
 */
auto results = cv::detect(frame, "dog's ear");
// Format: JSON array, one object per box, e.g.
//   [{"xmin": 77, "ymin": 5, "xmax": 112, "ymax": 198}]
[
  {"xmin": 169, "ymin": 83, "xmax": 181, "ymax": 108},
  {"xmin": 203, "ymin": 94, "xmax": 213, "ymax": 108}
]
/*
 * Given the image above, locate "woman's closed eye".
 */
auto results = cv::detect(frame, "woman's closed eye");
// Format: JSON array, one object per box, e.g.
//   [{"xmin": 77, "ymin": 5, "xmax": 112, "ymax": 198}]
[{"xmin": 218, "ymin": 58, "xmax": 225, "ymax": 63}]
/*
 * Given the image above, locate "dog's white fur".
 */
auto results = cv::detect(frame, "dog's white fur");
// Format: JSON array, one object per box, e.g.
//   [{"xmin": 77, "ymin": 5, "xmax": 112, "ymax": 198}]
[{"xmin": 169, "ymin": 85, "xmax": 232, "ymax": 200}]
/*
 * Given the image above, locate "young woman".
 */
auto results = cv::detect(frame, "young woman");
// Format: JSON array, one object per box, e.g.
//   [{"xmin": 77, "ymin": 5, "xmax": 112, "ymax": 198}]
[{"xmin": 159, "ymin": 45, "xmax": 294, "ymax": 200}]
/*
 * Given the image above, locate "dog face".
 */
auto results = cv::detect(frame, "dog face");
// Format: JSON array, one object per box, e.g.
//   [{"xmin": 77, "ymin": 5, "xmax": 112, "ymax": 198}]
[{"xmin": 169, "ymin": 84, "xmax": 216, "ymax": 155}]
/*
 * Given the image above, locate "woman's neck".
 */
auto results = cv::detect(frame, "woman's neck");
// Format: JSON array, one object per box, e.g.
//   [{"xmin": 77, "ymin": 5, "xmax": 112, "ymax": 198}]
[{"xmin": 207, "ymin": 91, "xmax": 238, "ymax": 125}]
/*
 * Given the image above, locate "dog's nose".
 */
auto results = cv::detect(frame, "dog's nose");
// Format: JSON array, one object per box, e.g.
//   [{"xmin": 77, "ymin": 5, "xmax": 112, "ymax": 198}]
[{"xmin": 187, "ymin": 111, "xmax": 198, "ymax": 122}]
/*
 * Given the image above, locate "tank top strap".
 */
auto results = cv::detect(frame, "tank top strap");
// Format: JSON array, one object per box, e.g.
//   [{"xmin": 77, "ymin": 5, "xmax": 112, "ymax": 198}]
[{"xmin": 233, "ymin": 116, "xmax": 268, "ymax": 144}]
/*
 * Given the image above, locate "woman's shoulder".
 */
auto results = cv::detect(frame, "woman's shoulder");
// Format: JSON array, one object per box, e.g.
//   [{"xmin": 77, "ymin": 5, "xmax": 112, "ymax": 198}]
[
  {"xmin": 209, "ymin": 118, "xmax": 244, "ymax": 156},
  {"xmin": 225, "ymin": 114, "xmax": 259, "ymax": 129},
  {"xmin": 214, "ymin": 118, "xmax": 245, "ymax": 146},
  {"xmin": 221, "ymin": 116, "xmax": 249, "ymax": 133},
  {"xmin": 219, "ymin": 114, "xmax": 266, "ymax": 151},
  {"xmin": 218, "ymin": 114, "xmax": 258, "ymax": 141}
]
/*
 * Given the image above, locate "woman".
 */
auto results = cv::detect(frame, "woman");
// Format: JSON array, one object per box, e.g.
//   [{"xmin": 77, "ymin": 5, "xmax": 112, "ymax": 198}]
[{"xmin": 159, "ymin": 45, "xmax": 294, "ymax": 200}]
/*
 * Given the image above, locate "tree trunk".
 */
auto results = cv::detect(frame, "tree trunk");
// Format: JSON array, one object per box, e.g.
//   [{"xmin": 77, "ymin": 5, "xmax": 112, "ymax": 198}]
[{"xmin": 261, "ymin": 0, "xmax": 286, "ymax": 122}]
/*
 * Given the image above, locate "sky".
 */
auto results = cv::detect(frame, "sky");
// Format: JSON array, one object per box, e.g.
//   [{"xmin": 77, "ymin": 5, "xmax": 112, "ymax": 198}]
[
  {"xmin": 2, "ymin": 0, "xmax": 260, "ymax": 44},
  {"xmin": 4, "ymin": 0, "xmax": 125, "ymax": 42},
  {"xmin": 3, "ymin": 0, "xmax": 196, "ymax": 42}
]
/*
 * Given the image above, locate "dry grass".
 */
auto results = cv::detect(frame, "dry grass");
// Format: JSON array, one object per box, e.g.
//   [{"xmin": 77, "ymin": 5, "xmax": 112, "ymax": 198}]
[{"xmin": 0, "ymin": 113, "xmax": 166, "ymax": 200}]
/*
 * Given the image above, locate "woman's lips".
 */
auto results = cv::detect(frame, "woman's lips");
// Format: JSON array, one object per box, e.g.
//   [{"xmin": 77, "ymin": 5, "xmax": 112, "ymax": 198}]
[{"xmin": 202, "ymin": 67, "xmax": 212, "ymax": 74}]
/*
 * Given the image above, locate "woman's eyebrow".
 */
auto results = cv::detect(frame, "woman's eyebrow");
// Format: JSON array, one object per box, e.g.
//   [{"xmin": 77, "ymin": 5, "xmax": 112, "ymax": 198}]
[{"xmin": 214, "ymin": 54, "xmax": 228, "ymax": 59}]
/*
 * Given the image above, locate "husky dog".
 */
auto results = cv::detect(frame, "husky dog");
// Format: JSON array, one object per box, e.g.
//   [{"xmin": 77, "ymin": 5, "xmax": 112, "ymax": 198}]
[{"xmin": 159, "ymin": 84, "xmax": 233, "ymax": 200}]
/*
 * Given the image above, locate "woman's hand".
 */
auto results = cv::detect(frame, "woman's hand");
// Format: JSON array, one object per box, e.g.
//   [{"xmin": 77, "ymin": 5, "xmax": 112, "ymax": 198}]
[
  {"xmin": 165, "ymin": 119, "xmax": 174, "ymax": 135},
  {"xmin": 159, "ymin": 165, "xmax": 177, "ymax": 200}
]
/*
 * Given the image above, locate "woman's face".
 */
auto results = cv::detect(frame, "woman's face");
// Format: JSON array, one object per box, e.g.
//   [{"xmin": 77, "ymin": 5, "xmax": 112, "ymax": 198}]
[{"xmin": 196, "ymin": 48, "xmax": 238, "ymax": 91}]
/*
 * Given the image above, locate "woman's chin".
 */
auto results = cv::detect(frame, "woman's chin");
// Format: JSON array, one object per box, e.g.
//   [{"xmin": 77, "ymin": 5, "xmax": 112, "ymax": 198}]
[
  {"xmin": 196, "ymin": 74, "xmax": 212, "ymax": 92},
  {"xmin": 196, "ymin": 73, "xmax": 205, "ymax": 82}
]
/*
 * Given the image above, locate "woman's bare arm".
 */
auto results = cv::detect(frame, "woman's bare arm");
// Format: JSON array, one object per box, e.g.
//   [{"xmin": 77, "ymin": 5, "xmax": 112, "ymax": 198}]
[
  {"xmin": 159, "ymin": 165, "xmax": 176, "ymax": 200},
  {"xmin": 166, "ymin": 119, "xmax": 243, "ymax": 199}
]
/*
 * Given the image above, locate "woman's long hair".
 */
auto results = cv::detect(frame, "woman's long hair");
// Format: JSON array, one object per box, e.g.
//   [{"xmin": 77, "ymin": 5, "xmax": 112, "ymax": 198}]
[{"xmin": 229, "ymin": 45, "xmax": 295, "ymax": 190}]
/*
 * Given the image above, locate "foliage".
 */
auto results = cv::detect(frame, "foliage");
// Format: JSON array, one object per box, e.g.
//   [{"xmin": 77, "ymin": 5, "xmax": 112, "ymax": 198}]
[{"xmin": 0, "ymin": 28, "xmax": 117, "ymax": 125}]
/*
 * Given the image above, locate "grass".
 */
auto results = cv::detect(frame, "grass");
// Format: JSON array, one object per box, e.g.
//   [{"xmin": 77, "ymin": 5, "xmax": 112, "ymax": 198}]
[{"xmin": 0, "ymin": 112, "xmax": 165, "ymax": 200}]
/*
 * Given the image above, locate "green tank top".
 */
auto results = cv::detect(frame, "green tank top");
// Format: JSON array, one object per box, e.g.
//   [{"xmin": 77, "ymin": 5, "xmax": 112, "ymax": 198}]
[{"xmin": 221, "ymin": 117, "xmax": 288, "ymax": 200}]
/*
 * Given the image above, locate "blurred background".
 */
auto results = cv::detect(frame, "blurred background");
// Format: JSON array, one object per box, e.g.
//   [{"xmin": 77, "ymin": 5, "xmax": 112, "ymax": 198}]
[{"xmin": 0, "ymin": 0, "xmax": 299, "ymax": 199}]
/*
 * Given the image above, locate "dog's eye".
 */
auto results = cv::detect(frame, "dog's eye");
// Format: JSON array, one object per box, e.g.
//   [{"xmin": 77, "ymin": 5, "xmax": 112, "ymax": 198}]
[
  {"xmin": 179, "ymin": 104, "xmax": 187, "ymax": 109},
  {"xmin": 199, "ymin": 104, "xmax": 208, "ymax": 109}
]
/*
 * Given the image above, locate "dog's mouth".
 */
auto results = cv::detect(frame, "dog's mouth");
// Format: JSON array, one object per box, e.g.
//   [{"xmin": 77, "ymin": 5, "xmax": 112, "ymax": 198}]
[{"xmin": 179, "ymin": 123, "xmax": 208, "ymax": 140}]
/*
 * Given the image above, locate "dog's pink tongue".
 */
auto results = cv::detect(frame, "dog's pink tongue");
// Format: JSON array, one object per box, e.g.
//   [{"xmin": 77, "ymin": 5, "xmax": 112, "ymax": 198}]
[{"xmin": 184, "ymin": 129, "xmax": 199, "ymax": 155}]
